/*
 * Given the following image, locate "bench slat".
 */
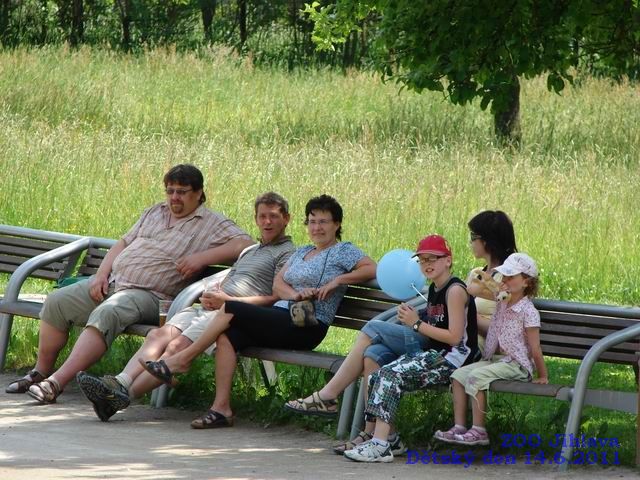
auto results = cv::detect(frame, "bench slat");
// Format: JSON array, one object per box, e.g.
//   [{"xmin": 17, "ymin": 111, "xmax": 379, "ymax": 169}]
[
  {"xmin": 539, "ymin": 310, "xmax": 638, "ymax": 329},
  {"xmin": 0, "ymin": 235, "xmax": 66, "ymax": 251},
  {"xmin": 0, "ymin": 263, "xmax": 63, "ymax": 281},
  {"xmin": 540, "ymin": 332, "xmax": 639, "ymax": 354}
]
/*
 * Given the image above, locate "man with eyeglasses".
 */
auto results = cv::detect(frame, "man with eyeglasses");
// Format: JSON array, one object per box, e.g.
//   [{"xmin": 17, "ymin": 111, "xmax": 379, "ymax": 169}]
[{"xmin": 6, "ymin": 164, "xmax": 254, "ymax": 405}]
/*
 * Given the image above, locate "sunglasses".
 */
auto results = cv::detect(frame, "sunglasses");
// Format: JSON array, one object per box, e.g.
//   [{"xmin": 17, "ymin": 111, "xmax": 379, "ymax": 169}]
[{"xmin": 165, "ymin": 188, "xmax": 193, "ymax": 196}]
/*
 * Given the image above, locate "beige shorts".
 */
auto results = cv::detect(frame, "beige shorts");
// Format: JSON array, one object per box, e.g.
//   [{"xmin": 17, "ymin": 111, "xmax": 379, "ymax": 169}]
[
  {"xmin": 166, "ymin": 306, "xmax": 218, "ymax": 356},
  {"xmin": 40, "ymin": 278, "xmax": 159, "ymax": 348},
  {"xmin": 450, "ymin": 357, "xmax": 530, "ymax": 398}
]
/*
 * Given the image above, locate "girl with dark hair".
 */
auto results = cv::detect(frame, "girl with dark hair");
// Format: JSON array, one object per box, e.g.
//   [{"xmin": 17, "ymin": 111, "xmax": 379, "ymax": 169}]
[{"xmin": 467, "ymin": 210, "xmax": 518, "ymax": 342}]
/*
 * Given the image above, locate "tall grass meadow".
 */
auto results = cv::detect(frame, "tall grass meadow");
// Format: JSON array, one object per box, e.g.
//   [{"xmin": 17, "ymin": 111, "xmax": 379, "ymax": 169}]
[{"xmin": 1, "ymin": 47, "xmax": 639, "ymax": 464}]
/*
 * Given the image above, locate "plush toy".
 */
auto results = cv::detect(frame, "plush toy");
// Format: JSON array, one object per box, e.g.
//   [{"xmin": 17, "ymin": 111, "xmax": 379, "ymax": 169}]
[{"xmin": 468, "ymin": 267, "xmax": 511, "ymax": 303}]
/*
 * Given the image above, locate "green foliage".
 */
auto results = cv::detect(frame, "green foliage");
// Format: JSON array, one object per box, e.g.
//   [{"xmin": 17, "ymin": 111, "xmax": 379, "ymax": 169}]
[{"xmin": 303, "ymin": 0, "xmax": 640, "ymax": 138}]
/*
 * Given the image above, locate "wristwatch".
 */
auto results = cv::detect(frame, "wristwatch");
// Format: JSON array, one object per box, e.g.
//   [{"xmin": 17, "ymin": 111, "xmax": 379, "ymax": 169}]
[{"xmin": 412, "ymin": 319, "xmax": 423, "ymax": 332}]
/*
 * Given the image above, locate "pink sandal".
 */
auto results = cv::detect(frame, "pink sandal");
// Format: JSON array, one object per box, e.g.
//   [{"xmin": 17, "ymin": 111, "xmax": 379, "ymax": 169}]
[
  {"xmin": 433, "ymin": 425, "xmax": 467, "ymax": 443},
  {"xmin": 454, "ymin": 427, "xmax": 489, "ymax": 446}
]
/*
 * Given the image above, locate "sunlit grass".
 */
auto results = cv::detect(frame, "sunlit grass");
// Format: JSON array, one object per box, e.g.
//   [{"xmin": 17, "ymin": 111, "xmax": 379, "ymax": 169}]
[{"xmin": 1, "ymin": 47, "xmax": 639, "ymax": 465}]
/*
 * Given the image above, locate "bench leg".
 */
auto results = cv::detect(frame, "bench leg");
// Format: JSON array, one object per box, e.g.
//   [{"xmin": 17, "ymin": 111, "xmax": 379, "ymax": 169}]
[
  {"xmin": 637, "ymin": 361, "xmax": 640, "ymax": 466},
  {"xmin": 350, "ymin": 378, "xmax": 366, "ymax": 439},
  {"xmin": 336, "ymin": 380, "xmax": 357, "ymax": 439},
  {"xmin": 0, "ymin": 312, "xmax": 15, "ymax": 371},
  {"xmin": 150, "ymin": 384, "xmax": 170, "ymax": 408}
]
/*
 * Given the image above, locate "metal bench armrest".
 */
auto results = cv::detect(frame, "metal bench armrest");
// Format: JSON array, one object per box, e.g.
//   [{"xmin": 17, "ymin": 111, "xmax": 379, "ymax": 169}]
[{"xmin": 166, "ymin": 269, "xmax": 232, "ymax": 320}]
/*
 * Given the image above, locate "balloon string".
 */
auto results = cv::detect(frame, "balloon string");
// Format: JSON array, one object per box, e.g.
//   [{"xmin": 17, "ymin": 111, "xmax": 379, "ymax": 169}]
[{"xmin": 411, "ymin": 283, "xmax": 429, "ymax": 303}]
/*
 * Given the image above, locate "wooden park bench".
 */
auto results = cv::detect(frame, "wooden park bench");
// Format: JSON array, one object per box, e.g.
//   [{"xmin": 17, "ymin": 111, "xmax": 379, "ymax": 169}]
[
  {"xmin": 346, "ymin": 297, "xmax": 640, "ymax": 467},
  {"xmin": 2, "ymin": 224, "xmax": 639, "ymax": 467},
  {"xmin": 0, "ymin": 225, "xmax": 115, "ymax": 369}
]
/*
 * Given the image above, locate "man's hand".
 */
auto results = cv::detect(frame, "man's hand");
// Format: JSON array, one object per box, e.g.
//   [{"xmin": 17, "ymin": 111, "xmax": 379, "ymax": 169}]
[
  {"xmin": 200, "ymin": 290, "xmax": 230, "ymax": 310},
  {"xmin": 89, "ymin": 274, "xmax": 109, "ymax": 302},
  {"xmin": 176, "ymin": 253, "xmax": 206, "ymax": 279},
  {"xmin": 397, "ymin": 303, "xmax": 419, "ymax": 327}
]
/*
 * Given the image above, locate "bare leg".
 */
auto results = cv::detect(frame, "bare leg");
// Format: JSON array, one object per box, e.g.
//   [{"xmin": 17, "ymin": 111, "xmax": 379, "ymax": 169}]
[
  {"xmin": 129, "ymin": 335, "xmax": 193, "ymax": 399},
  {"xmin": 120, "ymin": 325, "xmax": 183, "ymax": 383},
  {"xmin": 209, "ymin": 334, "xmax": 237, "ymax": 418},
  {"xmin": 471, "ymin": 390, "xmax": 487, "ymax": 428},
  {"xmin": 372, "ymin": 420, "xmax": 392, "ymax": 442},
  {"xmin": 49, "ymin": 327, "xmax": 107, "ymax": 389},
  {"xmin": 149, "ymin": 307, "xmax": 235, "ymax": 373},
  {"xmin": 34, "ymin": 321, "xmax": 69, "ymax": 376},
  {"xmin": 452, "ymin": 379, "xmax": 468, "ymax": 427},
  {"xmin": 361, "ymin": 356, "xmax": 382, "ymax": 434},
  {"xmin": 315, "ymin": 332, "xmax": 372, "ymax": 400}
]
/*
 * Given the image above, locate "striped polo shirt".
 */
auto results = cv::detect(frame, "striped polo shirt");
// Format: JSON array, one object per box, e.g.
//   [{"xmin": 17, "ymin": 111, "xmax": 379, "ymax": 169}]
[
  {"xmin": 111, "ymin": 202, "xmax": 251, "ymax": 299},
  {"xmin": 221, "ymin": 236, "xmax": 295, "ymax": 297}
]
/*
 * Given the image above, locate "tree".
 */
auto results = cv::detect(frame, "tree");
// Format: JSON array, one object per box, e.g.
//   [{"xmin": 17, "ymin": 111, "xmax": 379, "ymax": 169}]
[
  {"xmin": 304, "ymin": 0, "xmax": 640, "ymax": 143},
  {"xmin": 199, "ymin": 0, "xmax": 216, "ymax": 43}
]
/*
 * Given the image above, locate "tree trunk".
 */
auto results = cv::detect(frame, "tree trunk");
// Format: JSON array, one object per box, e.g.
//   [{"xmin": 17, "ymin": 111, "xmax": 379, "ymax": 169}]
[
  {"xmin": 1, "ymin": 0, "xmax": 11, "ymax": 41},
  {"xmin": 40, "ymin": 0, "xmax": 48, "ymax": 44},
  {"xmin": 494, "ymin": 75, "xmax": 521, "ymax": 146},
  {"xmin": 238, "ymin": 0, "xmax": 247, "ymax": 47},
  {"xmin": 70, "ymin": 0, "xmax": 83, "ymax": 47},
  {"xmin": 115, "ymin": 0, "xmax": 132, "ymax": 52},
  {"xmin": 200, "ymin": 0, "xmax": 216, "ymax": 43}
]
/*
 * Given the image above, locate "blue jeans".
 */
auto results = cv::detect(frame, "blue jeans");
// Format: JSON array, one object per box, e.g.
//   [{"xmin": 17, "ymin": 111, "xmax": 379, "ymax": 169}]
[{"xmin": 361, "ymin": 320, "xmax": 429, "ymax": 367}]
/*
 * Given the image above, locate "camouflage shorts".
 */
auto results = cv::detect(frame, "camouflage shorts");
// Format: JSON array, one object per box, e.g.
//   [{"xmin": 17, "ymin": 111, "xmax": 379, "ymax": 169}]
[{"xmin": 365, "ymin": 349, "xmax": 456, "ymax": 424}]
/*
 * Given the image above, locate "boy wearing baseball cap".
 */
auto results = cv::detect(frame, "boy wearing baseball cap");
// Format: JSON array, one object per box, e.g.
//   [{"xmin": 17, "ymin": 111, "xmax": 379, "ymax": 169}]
[
  {"xmin": 344, "ymin": 234, "xmax": 479, "ymax": 462},
  {"xmin": 434, "ymin": 252, "xmax": 547, "ymax": 447}
]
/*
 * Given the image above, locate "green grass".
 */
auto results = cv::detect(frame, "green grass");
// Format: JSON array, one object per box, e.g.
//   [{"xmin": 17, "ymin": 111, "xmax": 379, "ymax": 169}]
[{"xmin": 1, "ymin": 46, "xmax": 639, "ymax": 465}]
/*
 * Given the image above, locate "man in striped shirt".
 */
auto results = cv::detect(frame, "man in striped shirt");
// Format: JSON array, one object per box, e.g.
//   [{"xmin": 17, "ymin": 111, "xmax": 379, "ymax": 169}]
[
  {"xmin": 7, "ymin": 164, "xmax": 254, "ymax": 405},
  {"xmin": 76, "ymin": 192, "xmax": 295, "ymax": 422}
]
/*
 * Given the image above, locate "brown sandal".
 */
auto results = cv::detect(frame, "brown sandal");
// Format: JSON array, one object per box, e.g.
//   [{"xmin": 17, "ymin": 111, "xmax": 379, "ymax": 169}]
[
  {"xmin": 6, "ymin": 369, "xmax": 45, "ymax": 394},
  {"xmin": 332, "ymin": 431, "xmax": 373, "ymax": 455},
  {"xmin": 284, "ymin": 391, "xmax": 338, "ymax": 417},
  {"xmin": 27, "ymin": 379, "xmax": 62, "ymax": 404},
  {"xmin": 190, "ymin": 410, "xmax": 234, "ymax": 429}
]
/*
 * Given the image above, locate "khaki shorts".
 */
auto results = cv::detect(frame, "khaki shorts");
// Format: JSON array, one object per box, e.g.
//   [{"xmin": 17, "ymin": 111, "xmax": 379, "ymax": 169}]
[
  {"xmin": 40, "ymin": 278, "xmax": 159, "ymax": 348},
  {"xmin": 166, "ymin": 306, "xmax": 217, "ymax": 356},
  {"xmin": 450, "ymin": 356, "xmax": 530, "ymax": 398}
]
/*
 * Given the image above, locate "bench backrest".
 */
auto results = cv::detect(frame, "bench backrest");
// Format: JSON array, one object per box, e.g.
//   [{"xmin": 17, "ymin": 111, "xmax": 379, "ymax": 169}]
[
  {"xmin": 76, "ymin": 247, "xmax": 110, "ymax": 278},
  {"xmin": 536, "ymin": 301, "xmax": 640, "ymax": 366},
  {"xmin": 0, "ymin": 233, "xmax": 71, "ymax": 281}
]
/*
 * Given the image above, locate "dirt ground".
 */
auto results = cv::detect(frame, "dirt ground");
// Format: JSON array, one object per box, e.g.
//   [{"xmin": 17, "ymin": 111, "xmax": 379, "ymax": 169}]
[{"xmin": 0, "ymin": 373, "xmax": 636, "ymax": 480}]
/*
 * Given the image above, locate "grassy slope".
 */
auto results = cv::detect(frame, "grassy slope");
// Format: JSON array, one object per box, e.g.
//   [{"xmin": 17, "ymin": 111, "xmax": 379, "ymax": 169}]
[{"xmin": 0, "ymin": 47, "xmax": 638, "ymax": 464}]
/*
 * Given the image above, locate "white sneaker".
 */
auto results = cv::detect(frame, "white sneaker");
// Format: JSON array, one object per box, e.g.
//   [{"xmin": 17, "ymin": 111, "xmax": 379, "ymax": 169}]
[
  {"xmin": 344, "ymin": 440, "xmax": 394, "ymax": 463},
  {"xmin": 389, "ymin": 434, "xmax": 407, "ymax": 456}
]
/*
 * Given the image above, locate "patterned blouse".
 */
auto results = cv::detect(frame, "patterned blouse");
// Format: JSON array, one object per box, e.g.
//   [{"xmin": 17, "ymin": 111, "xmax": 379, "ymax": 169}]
[
  {"xmin": 483, "ymin": 296, "xmax": 540, "ymax": 375},
  {"xmin": 273, "ymin": 242, "xmax": 366, "ymax": 326}
]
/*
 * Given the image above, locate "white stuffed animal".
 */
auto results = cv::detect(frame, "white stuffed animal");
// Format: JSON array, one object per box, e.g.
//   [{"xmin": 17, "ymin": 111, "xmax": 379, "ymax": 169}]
[{"xmin": 468, "ymin": 267, "xmax": 511, "ymax": 303}]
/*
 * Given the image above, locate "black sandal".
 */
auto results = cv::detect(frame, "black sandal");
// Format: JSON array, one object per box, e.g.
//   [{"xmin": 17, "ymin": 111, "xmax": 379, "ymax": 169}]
[
  {"xmin": 138, "ymin": 358, "xmax": 179, "ymax": 387},
  {"xmin": 190, "ymin": 409, "xmax": 234, "ymax": 429},
  {"xmin": 6, "ymin": 369, "xmax": 45, "ymax": 394}
]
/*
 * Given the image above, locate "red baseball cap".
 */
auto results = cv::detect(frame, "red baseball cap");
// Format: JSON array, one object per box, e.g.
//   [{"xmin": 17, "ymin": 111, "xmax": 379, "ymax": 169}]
[{"xmin": 414, "ymin": 234, "xmax": 452, "ymax": 258}]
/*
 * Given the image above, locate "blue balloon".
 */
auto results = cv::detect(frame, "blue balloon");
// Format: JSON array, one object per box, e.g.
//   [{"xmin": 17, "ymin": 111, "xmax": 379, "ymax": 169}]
[{"xmin": 376, "ymin": 249, "xmax": 426, "ymax": 300}]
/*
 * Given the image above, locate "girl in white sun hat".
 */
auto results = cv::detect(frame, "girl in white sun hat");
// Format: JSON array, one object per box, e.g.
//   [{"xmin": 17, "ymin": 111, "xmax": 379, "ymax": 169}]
[{"xmin": 434, "ymin": 252, "xmax": 548, "ymax": 447}]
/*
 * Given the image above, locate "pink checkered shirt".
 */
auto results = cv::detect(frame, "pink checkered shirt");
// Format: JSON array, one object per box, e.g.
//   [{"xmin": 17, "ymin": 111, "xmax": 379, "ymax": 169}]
[
  {"xmin": 111, "ymin": 202, "xmax": 250, "ymax": 299},
  {"xmin": 483, "ymin": 297, "xmax": 540, "ymax": 375}
]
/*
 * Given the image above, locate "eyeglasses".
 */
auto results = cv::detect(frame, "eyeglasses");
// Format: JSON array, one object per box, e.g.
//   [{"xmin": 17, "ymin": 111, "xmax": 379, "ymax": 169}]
[
  {"xmin": 418, "ymin": 255, "xmax": 446, "ymax": 265},
  {"xmin": 469, "ymin": 233, "xmax": 483, "ymax": 242},
  {"xmin": 304, "ymin": 219, "xmax": 333, "ymax": 227},
  {"xmin": 165, "ymin": 188, "xmax": 193, "ymax": 196}
]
